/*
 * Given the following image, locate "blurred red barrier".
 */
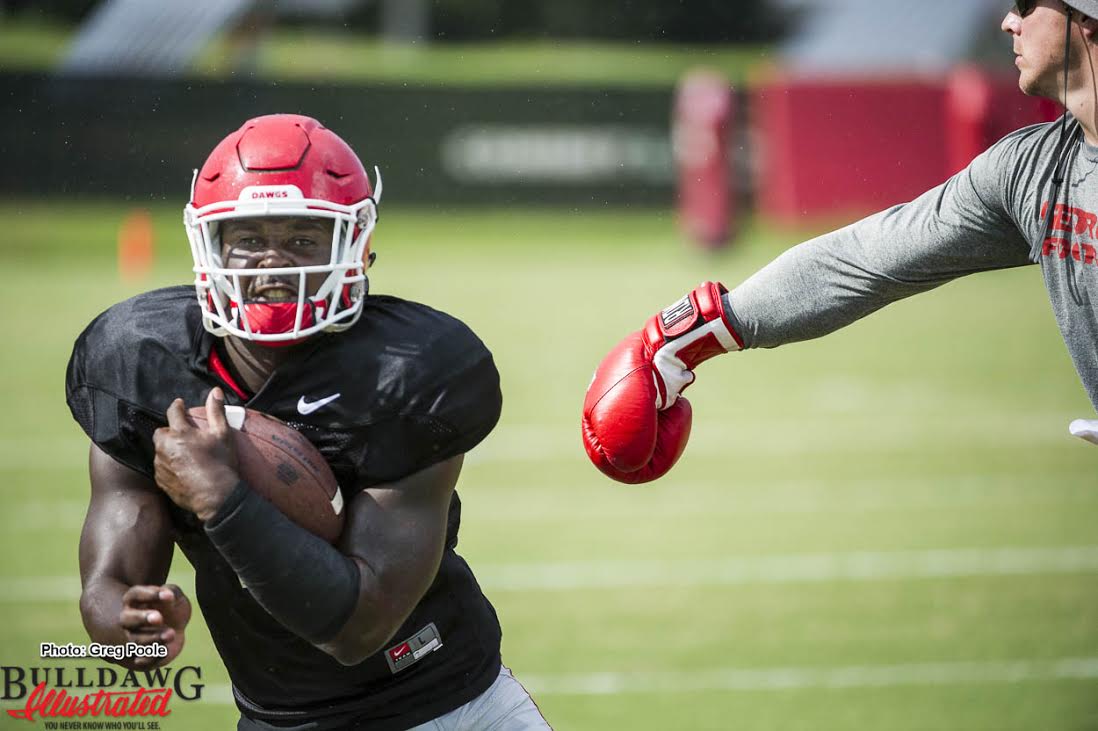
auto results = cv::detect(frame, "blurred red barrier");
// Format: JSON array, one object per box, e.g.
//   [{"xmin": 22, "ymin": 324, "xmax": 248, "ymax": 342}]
[
  {"xmin": 753, "ymin": 70, "xmax": 1056, "ymax": 225},
  {"xmin": 945, "ymin": 66, "xmax": 1061, "ymax": 176}
]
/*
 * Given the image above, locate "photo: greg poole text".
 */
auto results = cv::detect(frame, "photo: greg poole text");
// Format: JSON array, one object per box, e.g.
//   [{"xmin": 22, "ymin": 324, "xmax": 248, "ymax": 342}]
[{"xmin": 40, "ymin": 643, "xmax": 168, "ymax": 661}]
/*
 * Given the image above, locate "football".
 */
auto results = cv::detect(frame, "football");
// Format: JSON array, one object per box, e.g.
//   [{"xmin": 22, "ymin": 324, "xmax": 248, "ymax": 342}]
[{"xmin": 188, "ymin": 405, "xmax": 345, "ymax": 543}]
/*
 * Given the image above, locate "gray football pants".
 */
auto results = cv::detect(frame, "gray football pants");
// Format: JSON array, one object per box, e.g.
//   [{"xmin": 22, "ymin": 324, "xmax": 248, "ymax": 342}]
[
  {"xmin": 237, "ymin": 666, "xmax": 551, "ymax": 730},
  {"xmin": 408, "ymin": 665, "xmax": 551, "ymax": 730}
]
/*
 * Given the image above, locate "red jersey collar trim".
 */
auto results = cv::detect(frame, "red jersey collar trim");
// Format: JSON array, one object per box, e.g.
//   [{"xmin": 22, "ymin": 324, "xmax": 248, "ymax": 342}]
[{"xmin": 208, "ymin": 345, "xmax": 250, "ymax": 400}]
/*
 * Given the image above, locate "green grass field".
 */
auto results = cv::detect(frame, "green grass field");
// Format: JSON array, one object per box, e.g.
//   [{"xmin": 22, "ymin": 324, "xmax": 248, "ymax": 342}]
[{"xmin": 1, "ymin": 200, "xmax": 1096, "ymax": 730}]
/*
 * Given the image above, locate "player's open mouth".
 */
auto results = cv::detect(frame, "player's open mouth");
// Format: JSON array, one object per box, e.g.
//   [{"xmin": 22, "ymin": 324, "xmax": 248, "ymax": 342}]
[{"xmin": 248, "ymin": 284, "xmax": 299, "ymax": 303}]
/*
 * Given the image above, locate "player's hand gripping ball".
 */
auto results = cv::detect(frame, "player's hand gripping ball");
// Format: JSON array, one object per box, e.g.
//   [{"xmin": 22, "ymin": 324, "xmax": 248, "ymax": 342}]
[{"xmin": 187, "ymin": 403, "xmax": 345, "ymax": 543}]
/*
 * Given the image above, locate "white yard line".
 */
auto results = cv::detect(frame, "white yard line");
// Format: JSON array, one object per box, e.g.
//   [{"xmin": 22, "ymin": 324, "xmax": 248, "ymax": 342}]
[
  {"xmin": 195, "ymin": 656, "xmax": 1098, "ymax": 703},
  {"xmin": 473, "ymin": 412, "xmax": 1082, "ymax": 461},
  {"xmin": 7, "ymin": 473, "xmax": 1094, "ymax": 531},
  {"xmin": 460, "ymin": 474, "xmax": 1097, "ymax": 521},
  {"xmin": 516, "ymin": 656, "xmax": 1098, "ymax": 695},
  {"xmin": 0, "ymin": 414, "xmax": 1081, "ymax": 473},
  {"xmin": 6, "ymin": 546, "xmax": 1098, "ymax": 602},
  {"xmin": 473, "ymin": 546, "xmax": 1098, "ymax": 591}
]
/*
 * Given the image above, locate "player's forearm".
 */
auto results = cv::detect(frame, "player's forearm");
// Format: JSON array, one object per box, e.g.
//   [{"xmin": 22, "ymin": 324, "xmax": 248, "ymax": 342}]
[
  {"xmin": 204, "ymin": 481, "xmax": 371, "ymax": 661},
  {"xmin": 79, "ymin": 578, "xmax": 148, "ymax": 670},
  {"xmin": 316, "ymin": 556, "xmax": 421, "ymax": 666}
]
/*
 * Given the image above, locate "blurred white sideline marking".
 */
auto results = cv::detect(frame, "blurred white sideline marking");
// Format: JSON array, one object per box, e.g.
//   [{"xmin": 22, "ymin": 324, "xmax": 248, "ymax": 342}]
[
  {"xmin": 474, "ymin": 546, "xmax": 1098, "ymax": 590},
  {"xmin": 518, "ymin": 657, "xmax": 1098, "ymax": 695},
  {"xmin": 196, "ymin": 657, "xmax": 1098, "ymax": 702},
  {"xmin": 2, "ymin": 414, "xmax": 1078, "ymax": 472},
  {"xmin": 7, "ymin": 474, "xmax": 1094, "ymax": 534},
  {"xmin": 6, "ymin": 546, "xmax": 1098, "ymax": 602},
  {"xmin": 9, "ymin": 470, "xmax": 1097, "ymax": 530}
]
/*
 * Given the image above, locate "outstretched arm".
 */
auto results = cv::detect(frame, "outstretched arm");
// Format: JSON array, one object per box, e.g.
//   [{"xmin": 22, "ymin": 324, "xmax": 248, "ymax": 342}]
[
  {"xmin": 583, "ymin": 138, "xmax": 1035, "ymax": 483},
  {"xmin": 729, "ymin": 146, "xmax": 1032, "ymax": 349}
]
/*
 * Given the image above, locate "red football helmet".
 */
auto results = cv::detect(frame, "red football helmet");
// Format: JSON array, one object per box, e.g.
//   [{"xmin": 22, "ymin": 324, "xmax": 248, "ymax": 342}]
[{"xmin": 183, "ymin": 114, "xmax": 382, "ymax": 344}]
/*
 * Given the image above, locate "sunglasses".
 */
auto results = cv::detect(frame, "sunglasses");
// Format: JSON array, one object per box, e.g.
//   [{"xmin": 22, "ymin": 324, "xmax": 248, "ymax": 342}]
[{"xmin": 1014, "ymin": 0, "xmax": 1036, "ymax": 16}]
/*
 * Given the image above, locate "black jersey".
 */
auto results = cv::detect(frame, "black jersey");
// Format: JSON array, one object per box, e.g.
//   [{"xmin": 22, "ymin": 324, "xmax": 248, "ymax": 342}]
[{"xmin": 66, "ymin": 286, "xmax": 504, "ymax": 730}]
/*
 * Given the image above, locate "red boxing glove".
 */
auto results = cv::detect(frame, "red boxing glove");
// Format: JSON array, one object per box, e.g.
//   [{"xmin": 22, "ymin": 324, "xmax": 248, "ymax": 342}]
[{"xmin": 582, "ymin": 282, "xmax": 742, "ymax": 484}]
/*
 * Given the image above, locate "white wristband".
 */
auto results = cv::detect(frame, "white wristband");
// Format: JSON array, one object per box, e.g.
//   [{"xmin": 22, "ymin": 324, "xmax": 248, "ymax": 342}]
[{"xmin": 651, "ymin": 319, "xmax": 741, "ymax": 410}]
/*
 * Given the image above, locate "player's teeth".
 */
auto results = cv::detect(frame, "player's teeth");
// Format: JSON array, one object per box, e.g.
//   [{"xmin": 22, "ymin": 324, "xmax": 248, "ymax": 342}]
[{"xmin": 263, "ymin": 288, "xmax": 295, "ymax": 301}]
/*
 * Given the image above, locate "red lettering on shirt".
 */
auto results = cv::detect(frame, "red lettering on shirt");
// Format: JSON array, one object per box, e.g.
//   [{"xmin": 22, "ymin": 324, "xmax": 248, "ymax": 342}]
[{"xmin": 1038, "ymin": 202, "xmax": 1098, "ymax": 268}]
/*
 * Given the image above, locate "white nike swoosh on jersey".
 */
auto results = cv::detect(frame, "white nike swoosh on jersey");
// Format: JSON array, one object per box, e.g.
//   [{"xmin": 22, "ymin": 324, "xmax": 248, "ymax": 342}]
[{"xmin": 297, "ymin": 393, "xmax": 341, "ymax": 415}]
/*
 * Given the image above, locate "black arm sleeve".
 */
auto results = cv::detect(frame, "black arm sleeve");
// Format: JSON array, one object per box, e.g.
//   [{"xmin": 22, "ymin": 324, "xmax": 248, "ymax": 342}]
[{"xmin": 204, "ymin": 481, "xmax": 360, "ymax": 645}]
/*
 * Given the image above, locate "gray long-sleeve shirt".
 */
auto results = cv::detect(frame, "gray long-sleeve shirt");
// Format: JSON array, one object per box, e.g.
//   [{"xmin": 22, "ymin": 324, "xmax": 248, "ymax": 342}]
[{"xmin": 727, "ymin": 117, "xmax": 1098, "ymax": 412}]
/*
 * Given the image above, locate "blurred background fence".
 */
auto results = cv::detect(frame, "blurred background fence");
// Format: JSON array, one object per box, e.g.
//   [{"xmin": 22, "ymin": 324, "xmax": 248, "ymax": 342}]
[
  {"xmin": 0, "ymin": 74, "xmax": 676, "ymax": 205},
  {"xmin": 0, "ymin": 0, "xmax": 1058, "ymax": 220}
]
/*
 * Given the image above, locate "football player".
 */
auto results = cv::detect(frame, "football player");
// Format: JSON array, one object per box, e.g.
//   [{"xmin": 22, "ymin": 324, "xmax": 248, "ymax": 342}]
[
  {"xmin": 583, "ymin": 0, "xmax": 1098, "ymax": 483},
  {"xmin": 67, "ymin": 115, "xmax": 551, "ymax": 730}
]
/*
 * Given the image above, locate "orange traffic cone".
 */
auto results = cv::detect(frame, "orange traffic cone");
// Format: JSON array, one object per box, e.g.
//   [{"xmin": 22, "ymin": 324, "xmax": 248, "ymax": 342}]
[{"xmin": 118, "ymin": 209, "xmax": 155, "ymax": 282}]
